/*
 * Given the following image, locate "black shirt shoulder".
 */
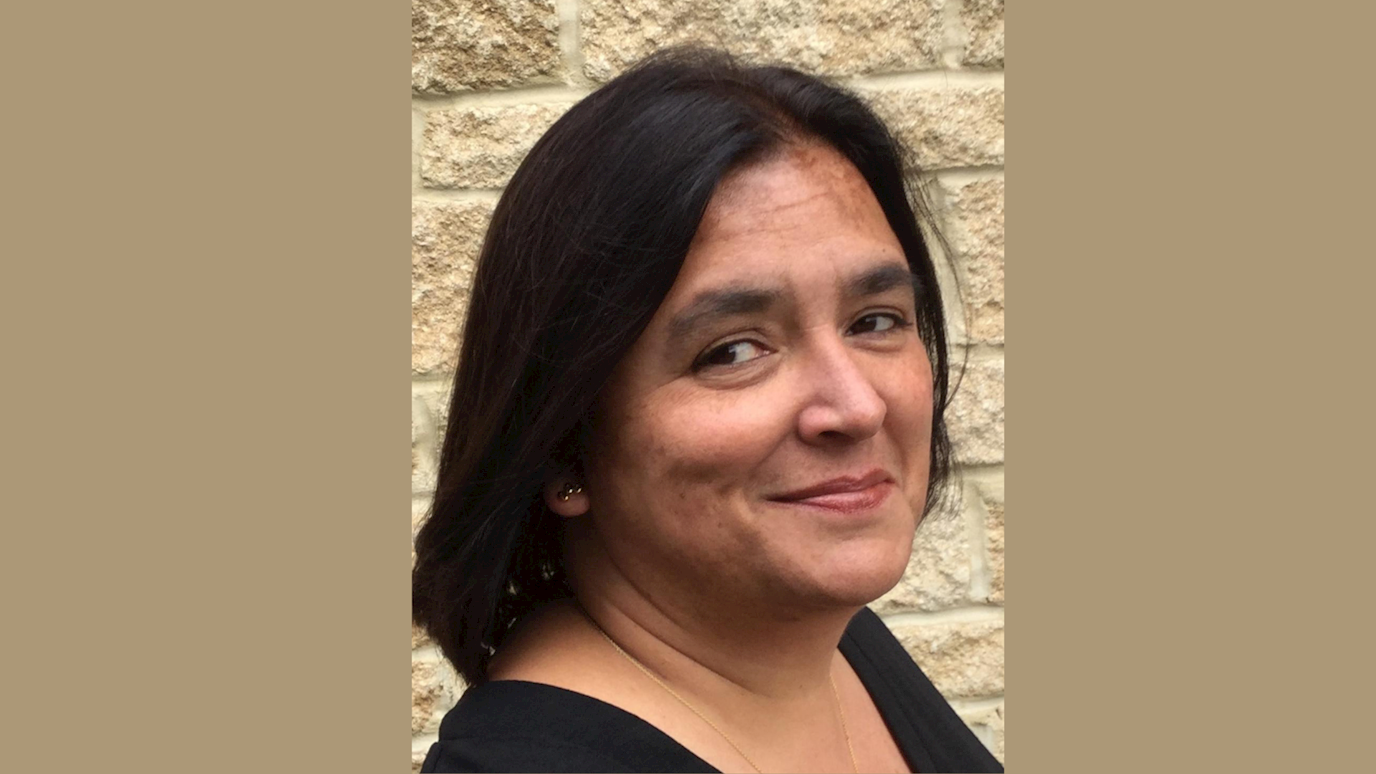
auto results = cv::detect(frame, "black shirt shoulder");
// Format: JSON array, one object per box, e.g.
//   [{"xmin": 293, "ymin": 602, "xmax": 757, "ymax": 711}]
[
  {"xmin": 421, "ymin": 680, "xmax": 714, "ymax": 773},
  {"xmin": 422, "ymin": 608, "xmax": 1003, "ymax": 773},
  {"xmin": 840, "ymin": 607, "xmax": 1003, "ymax": 773}
]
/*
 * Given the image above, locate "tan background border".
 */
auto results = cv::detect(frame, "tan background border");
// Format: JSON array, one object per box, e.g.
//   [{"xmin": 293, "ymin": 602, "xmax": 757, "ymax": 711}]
[
  {"xmin": 408, "ymin": 0, "xmax": 1006, "ymax": 766},
  {"xmin": 5, "ymin": 1, "xmax": 1371, "ymax": 772}
]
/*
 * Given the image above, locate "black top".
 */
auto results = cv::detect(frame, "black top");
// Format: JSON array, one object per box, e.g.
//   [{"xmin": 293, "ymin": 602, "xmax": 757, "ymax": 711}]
[{"xmin": 421, "ymin": 607, "xmax": 1003, "ymax": 773}]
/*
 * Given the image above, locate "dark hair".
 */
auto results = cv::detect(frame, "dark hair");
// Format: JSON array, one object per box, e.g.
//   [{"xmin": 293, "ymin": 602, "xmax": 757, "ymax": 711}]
[{"xmin": 413, "ymin": 47, "xmax": 959, "ymax": 687}]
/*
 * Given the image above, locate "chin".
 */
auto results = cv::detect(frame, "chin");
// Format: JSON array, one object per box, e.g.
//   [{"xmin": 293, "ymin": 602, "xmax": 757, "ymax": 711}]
[
  {"xmin": 840, "ymin": 561, "xmax": 910, "ymax": 605},
  {"xmin": 766, "ymin": 502, "xmax": 918, "ymax": 610},
  {"xmin": 801, "ymin": 538, "xmax": 914, "ymax": 609}
]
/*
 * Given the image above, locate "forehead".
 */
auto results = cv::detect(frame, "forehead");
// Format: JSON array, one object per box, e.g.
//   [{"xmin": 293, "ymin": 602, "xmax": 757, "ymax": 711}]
[{"xmin": 675, "ymin": 143, "xmax": 904, "ymax": 293}]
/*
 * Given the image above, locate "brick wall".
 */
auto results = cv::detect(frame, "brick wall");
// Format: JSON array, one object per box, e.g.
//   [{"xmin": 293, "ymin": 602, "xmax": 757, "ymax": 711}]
[{"xmin": 411, "ymin": 1, "xmax": 1005, "ymax": 768}]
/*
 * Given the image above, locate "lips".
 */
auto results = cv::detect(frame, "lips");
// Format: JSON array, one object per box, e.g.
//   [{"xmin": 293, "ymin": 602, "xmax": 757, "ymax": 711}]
[{"xmin": 769, "ymin": 469, "xmax": 895, "ymax": 513}]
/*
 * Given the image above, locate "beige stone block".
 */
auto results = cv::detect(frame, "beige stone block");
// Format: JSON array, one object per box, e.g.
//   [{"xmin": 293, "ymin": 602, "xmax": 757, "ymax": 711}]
[
  {"xmin": 416, "ymin": 383, "xmax": 454, "ymax": 444},
  {"xmin": 961, "ymin": 0, "xmax": 1004, "ymax": 68},
  {"xmin": 412, "ymin": 748, "xmax": 428, "ymax": 772},
  {"xmin": 864, "ymin": 87, "xmax": 1004, "ymax": 170},
  {"xmin": 984, "ymin": 499, "xmax": 1004, "ymax": 604},
  {"xmin": 412, "ymin": 496, "xmax": 432, "ymax": 544},
  {"xmin": 412, "ymin": 660, "xmax": 459, "ymax": 735},
  {"xmin": 940, "ymin": 177, "xmax": 1004, "ymax": 343},
  {"xmin": 958, "ymin": 701, "xmax": 1005, "ymax": 762},
  {"xmin": 412, "ymin": 200, "xmax": 494, "ymax": 374},
  {"xmin": 890, "ymin": 618, "xmax": 1003, "ymax": 698},
  {"xmin": 947, "ymin": 357, "xmax": 1003, "ymax": 464},
  {"xmin": 966, "ymin": 468, "xmax": 1003, "ymax": 503},
  {"xmin": 421, "ymin": 103, "xmax": 574, "ymax": 190},
  {"xmin": 412, "ymin": 0, "xmax": 563, "ymax": 94},
  {"xmin": 872, "ymin": 497, "xmax": 969, "ymax": 613},
  {"xmin": 580, "ymin": 0, "xmax": 944, "ymax": 82},
  {"xmin": 412, "ymin": 412, "xmax": 422, "ymax": 485},
  {"xmin": 412, "ymin": 396, "xmax": 436, "ymax": 493},
  {"xmin": 411, "ymin": 499, "xmax": 435, "ymax": 649}
]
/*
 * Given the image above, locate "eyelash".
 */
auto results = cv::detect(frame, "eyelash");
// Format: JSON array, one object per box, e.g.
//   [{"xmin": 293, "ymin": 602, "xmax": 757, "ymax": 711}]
[{"xmin": 691, "ymin": 312, "xmax": 914, "ymax": 372}]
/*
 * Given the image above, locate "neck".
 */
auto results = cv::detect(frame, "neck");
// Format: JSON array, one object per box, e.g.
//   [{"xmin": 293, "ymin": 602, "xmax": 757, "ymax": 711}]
[{"xmin": 564, "ymin": 527, "xmax": 859, "ymax": 706}]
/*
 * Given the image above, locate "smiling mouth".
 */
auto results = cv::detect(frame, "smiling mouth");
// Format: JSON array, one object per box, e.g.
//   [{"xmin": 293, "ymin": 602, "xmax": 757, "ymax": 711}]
[{"xmin": 768, "ymin": 470, "xmax": 895, "ymax": 514}]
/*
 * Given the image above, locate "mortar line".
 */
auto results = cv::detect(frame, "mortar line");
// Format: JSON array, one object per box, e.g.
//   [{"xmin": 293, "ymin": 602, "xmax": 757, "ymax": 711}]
[
  {"xmin": 554, "ymin": 0, "xmax": 590, "ymax": 86},
  {"xmin": 412, "ymin": 106, "xmax": 424, "ymax": 194},
  {"xmin": 959, "ymin": 478, "xmax": 1006, "ymax": 492},
  {"xmin": 412, "ymin": 731, "xmax": 440, "ymax": 752},
  {"xmin": 412, "ymin": 379, "xmax": 452, "ymax": 395},
  {"xmin": 412, "ymin": 82, "xmax": 592, "ymax": 110},
  {"xmin": 921, "ymin": 161, "xmax": 1006, "ymax": 177},
  {"xmin": 958, "ymin": 465, "xmax": 1006, "ymax": 487},
  {"xmin": 411, "ymin": 372, "xmax": 458, "ymax": 386},
  {"xmin": 412, "ymin": 389, "xmax": 438, "ymax": 434},
  {"xmin": 412, "ymin": 495, "xmax": 434, "ymax": 520},
  {"xmin": 908, "ymin": 163, "xmax": 1007, "ymax": 184},
  {"xmin": 846, "ymin": 69, "xmax": 1004, "ymax": 91},
  {"xmin": 412, "ymin": 394, "xmax": 440, "ymax": 494},
  {"xmin": 413, "ymin": 189, "xmax": 504, "ymax": 204},
  {"xmin": 879, "ymin": 606, "xmax": 1005, "ymax": 627},
  {"xmin": 932, "ymin": 168, "xmax": 1006, "ymax": 190},
  {"xmin": 965, "ymin": 480, "xmax": 993, "ymax": 602},
  {"xmin": 949, "ymin": 696, "xmax": 1005, "ymax": 713},
  {"xmin": 940, "ymin": 0, "xmax": 970, "ymax": 70},
  {"xmin": 412, "ymin": 643, "xmax": 445, "ymax": 664},
  {"xmin": 955, "ymin": 342, "xmax": 1005, "ymax": 360},
  {"xmin": 412, "ymin": 499, "xmax": 435, "ymax": 537},
  {"xmin": 954, "ymin": 463, "xmax": 1006, "ymax": 480}
]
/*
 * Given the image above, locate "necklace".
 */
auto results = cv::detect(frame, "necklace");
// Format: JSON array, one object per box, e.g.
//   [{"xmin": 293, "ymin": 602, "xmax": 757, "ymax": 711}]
[{"xmin": 581, "ymin": 611, "xmax": 859, "ymax": 774}]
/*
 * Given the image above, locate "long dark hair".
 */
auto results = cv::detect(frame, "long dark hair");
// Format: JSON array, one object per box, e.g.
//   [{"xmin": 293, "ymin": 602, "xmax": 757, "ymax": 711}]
[{"xmin": 412, "ymin": 47, "xmax": 959, "ymax": 687}]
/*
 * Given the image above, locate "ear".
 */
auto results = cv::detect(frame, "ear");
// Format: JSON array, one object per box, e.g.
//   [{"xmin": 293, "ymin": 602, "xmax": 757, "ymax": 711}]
[{"xmin": 544, "ymin": 478, "xmax": 589, "ymax": 518}]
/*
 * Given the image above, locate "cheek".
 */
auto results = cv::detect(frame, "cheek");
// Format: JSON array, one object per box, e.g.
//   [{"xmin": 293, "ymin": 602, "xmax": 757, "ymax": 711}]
[
  {"xmin": 893, "ymin": 345, "xmax": 935, "ymax": 423},
  {"xmin": 898, "ymin": 368, "xmax": 936, "ymax": 503},
  {"xmin": 618, "ymin": 388, "xmax": 784, "ymax": 492},
  {"xmin": 585, "ymin": 391, "xmax": 783, "ymax": 562},
  {"xmin": 867, "ymin": 352, "xmax": 935, "ymax": 494},
  {"xmin": 891, "ymin": 369, "xmax": 934, "ymax": 443}
]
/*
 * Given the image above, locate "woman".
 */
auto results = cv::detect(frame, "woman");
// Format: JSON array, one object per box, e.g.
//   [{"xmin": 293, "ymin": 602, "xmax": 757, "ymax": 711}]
[{"xmin": 413, "ymin": 48, "xmax": 1002, "ymax": 773}]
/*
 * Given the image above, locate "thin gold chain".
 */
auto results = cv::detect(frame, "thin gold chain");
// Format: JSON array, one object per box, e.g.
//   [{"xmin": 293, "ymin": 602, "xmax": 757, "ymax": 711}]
[
  {"xmin": 584, "ymin": 614, "xmax": 859, "ymax": 774},
  {"xmin": 831, "ymin": 673, "xmax": 858, "ymax": 773}
]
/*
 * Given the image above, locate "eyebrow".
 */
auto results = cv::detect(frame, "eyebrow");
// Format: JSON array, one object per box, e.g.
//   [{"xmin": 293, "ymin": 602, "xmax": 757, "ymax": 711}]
[
  {"xmin": 846, "ymin": 262, "xmax": 922, "ymax": 298},
  {"xmin": 666, "ymin": 286, "xmax": 783, "ymax": 342},
  {"xmin": 664, "ymin": 261, "xmax": 920, "ymax": 342}
]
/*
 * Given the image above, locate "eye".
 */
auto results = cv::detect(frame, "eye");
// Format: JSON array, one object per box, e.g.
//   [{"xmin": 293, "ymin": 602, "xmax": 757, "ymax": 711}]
[
  {"xmin": 849, "ymin": 312, "xmax": 910, "ymax": 335},
  {"xmin": 694, "ymin": 339, "xmax": 770, "ymax": 370}
]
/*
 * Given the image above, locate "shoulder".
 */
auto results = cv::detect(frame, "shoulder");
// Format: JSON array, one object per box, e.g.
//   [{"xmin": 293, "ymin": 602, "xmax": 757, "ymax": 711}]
[
  {"xmin": 843, "ymin": 605, "xmax": 895, "ymax": 644},
  {"xmin": 842, "ymin": 607, "xmax": 1005, "ymax": 773},
  {"xmin": 841, "ymin": 606, "xmax": 946, "ymax": 713},
  {"xmin": 420, "ymin": 680, "xmax": 716, "ymax": 773},
  {"xmin": 841, "ymin": 605, "xmax": 925, "ymax": 670}
]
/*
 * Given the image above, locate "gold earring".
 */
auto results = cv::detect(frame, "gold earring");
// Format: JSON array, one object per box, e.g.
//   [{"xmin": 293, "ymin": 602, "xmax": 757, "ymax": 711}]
[{"xmin": 557, "ymin": 482, "xmax": 584, "ymax": 502}]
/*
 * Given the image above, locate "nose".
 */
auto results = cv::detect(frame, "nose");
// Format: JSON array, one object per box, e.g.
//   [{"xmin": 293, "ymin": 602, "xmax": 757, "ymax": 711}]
[{"xmin": 795, "ymin": 337, "xmax": 887, "ymax": 445}]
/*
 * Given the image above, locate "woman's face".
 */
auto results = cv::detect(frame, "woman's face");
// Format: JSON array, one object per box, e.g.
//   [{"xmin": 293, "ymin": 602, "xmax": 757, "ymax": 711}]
[{"xmin": 581, "ymin": 142, "xmax": 934, "ymax": 615}]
